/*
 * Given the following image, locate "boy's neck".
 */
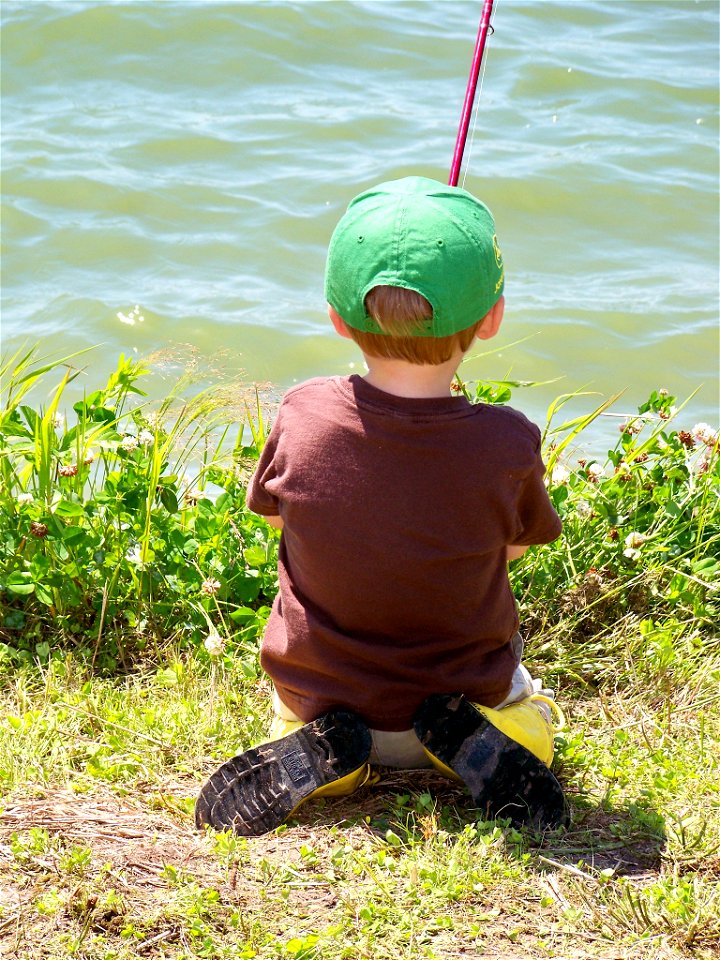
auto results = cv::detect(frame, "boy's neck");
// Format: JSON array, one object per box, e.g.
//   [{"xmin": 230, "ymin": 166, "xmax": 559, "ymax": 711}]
[{"xmin": 361, "ymin": 353, "xmax": 464, "ymax": 399}]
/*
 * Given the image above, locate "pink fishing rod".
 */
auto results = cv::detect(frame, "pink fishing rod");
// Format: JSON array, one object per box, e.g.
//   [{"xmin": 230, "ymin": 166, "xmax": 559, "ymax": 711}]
[{"xmin": 448, "ymin": 0, "xmax": 495, "ymax": 186}]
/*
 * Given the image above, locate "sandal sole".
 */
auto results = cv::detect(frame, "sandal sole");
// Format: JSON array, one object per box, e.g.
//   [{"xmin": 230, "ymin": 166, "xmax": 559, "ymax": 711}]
[
  {"xmin": 195, "ymin": 710, "xmax": 371, "ymax": 836},
  {"xmin": 414, "ymin": 694, "xmax": 569, "ymax": 829}
]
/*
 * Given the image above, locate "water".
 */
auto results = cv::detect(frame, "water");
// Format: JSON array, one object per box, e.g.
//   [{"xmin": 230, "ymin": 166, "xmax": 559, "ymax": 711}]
[{"xmin": 2, "ymin": 0, "xmax": 718, "ymax": 449}]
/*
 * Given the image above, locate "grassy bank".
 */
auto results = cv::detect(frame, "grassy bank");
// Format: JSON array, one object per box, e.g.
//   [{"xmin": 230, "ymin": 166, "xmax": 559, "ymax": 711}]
[{"xmin": 1, "ymin": 348, "xmax": 719, "ymax": 959}]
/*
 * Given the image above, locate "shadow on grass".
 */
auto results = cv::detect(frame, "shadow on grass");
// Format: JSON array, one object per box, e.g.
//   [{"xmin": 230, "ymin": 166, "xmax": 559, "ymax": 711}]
[{"xmin": 288, "ymin": 767, "xmax": 667, "ymax": 879}]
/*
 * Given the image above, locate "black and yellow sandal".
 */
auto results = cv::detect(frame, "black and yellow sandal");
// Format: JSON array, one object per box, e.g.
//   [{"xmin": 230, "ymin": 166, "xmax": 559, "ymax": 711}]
[
  {"xmin": 414, "ymin": 694, "xmax": 569, "ymax": 830},
  {"xmin": 195, "ymin": 710, "xmax": 372, "ymax": 836}
]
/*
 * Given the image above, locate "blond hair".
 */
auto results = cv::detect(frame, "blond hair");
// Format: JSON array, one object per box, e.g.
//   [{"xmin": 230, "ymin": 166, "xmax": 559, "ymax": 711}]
[{"xmin": 346, "ymin": 286, "xmax": 481, "ymax": 365}]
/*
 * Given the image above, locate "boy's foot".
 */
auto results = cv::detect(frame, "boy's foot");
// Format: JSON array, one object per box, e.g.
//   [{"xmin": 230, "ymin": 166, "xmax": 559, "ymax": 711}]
[
  {"xmin": 195, "ymin": 710, "xmax": 372, "ymax": 836},
  {"xmin": 414, "ymin": 694, "xmax": 569, "ymax": 830}
]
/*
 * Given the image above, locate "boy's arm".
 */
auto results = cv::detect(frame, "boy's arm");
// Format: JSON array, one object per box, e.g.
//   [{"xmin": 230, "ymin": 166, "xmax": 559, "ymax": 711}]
[
  {"xmin": 506, "ymin": 429, "xmax": 562, "ymax": 560},
  {"xmin": 506, "ymin": 544, "xmax": 529, "ymax": 562}
]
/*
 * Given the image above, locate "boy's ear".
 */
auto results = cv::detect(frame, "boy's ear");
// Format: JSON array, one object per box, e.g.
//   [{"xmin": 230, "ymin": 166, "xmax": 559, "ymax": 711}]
[
  {"xmin": 328, "ymin": 304, "xmax": 354, "ymax": 340},
  {"xmin": 475, "ymin": 295, "xmax": 505, "ymax": 341}
]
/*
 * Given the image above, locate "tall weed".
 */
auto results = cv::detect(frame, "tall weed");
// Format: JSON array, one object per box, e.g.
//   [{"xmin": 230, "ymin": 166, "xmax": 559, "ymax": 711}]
[{"xmin": 0, "ymin": 348, "xmax": 276, "ymax": 671}]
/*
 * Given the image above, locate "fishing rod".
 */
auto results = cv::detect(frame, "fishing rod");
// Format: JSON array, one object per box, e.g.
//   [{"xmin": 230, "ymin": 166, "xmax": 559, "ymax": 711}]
[{"xmin": 448, "ymin": 0, "xmax": 495, "ymax": 187}]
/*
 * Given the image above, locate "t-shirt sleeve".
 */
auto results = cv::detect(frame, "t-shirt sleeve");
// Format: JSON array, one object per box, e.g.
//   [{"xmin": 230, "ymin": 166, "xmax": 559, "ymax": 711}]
[
  {"xmin": 511, "ymin": 443, "xmax": 563, "ymax": 546},
  {"xmin": 245, "ymin": 408, "xmax": 284, "ymax": 518}
]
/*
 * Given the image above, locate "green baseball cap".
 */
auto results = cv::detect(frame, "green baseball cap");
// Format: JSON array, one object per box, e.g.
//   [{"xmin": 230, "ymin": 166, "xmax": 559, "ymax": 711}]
[{"xmin": 324, "ymin": 176, "xmax": 504, "ymax": 337}]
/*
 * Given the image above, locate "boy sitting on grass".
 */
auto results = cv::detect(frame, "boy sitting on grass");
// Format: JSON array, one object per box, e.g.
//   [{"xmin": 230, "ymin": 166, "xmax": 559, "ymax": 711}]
[{"xmin": 196, "ymin": 176, "xmax": 568, "ymax": 836}]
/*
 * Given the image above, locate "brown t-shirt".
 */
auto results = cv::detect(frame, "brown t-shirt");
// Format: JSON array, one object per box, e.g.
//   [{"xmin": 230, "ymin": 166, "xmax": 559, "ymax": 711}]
[{"xmin": 246, "ymin": 375, "xmax": 561, "ymax": 731}]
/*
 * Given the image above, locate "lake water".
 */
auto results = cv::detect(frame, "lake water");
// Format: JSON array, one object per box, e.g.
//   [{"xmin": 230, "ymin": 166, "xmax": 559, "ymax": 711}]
[{"xmin": 2, "ymin": 0, "xmax": 718, "ymax": 450}]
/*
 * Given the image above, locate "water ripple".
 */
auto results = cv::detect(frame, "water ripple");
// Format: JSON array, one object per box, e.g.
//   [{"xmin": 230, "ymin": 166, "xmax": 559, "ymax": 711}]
[{"xmin": 2, "ymin": 0, "xmax": 718, "ymax": 438}]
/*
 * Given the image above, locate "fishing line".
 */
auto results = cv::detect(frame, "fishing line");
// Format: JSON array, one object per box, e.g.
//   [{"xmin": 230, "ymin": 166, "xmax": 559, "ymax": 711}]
[{"xmin": 461, "ymin": 2, "xmax": 499, "ymax": 190}]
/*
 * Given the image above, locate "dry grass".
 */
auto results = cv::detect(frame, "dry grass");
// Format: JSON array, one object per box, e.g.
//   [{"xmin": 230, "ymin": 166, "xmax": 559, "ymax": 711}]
[{"xmin": 1, "ymin": 762, "xmax": 717, "ymax": 960}]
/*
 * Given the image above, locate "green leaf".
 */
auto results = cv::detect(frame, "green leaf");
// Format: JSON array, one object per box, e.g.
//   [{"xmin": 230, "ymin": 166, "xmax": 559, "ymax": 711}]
[
  {"xmin": 53, "ymin": 499, "xmax": 85, "ymax": 518},
  {"xmin": 229, "ymin": 606, "xmax": 257, "ymax": 624},
  {"xmin": 6, "ymin": 571, "xmax": 35, "ymax": 595},
  {"xmin": 155, "ymin": 667, "xmax": 179, "ymax": 687},
  {"xmin": 692, "ymin": 557, "xmax": 720, "ymax": 577},
  {"xmin": 231, "ymin": 576, "xmax": 261, "ymax": 603},
  {"xmin": 19, "ymin": 405, "xmax": 41, "ymax": 432},
  {"xmin": 3, "ymin": 610, "xmax": 25, "ymax": 630},
  {"xmin": 62, "ymin": 527, "xmax": 87, "ymax": 545},
  {"xmin": 159, "ymin": 487, "xmax": 179, "ymax": 513},
  {"xmin": 10, "ymin": 346, "xmax": 96, "ymax": 388},
  {"xmin": 384, "ymin": 829, "xmax": 403, "ymax": 847},
  {"xmin": 245, "ymin": 545, "xmax": 267, "ymax": 566},
  {"xmin": 35, "ymin": 582, "xmax": 54, "ymax": 606},
  {"xmin": 240, "ymin": 659, "xmax": 258, "ymax": 678}
]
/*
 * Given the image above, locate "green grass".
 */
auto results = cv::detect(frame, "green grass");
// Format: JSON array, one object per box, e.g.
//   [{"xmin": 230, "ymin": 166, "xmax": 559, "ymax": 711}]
[
  {"xmin": 1, "ymin": 348, "xmax": 719, "ymax": 959},
  {"xmin": 1, "ymin": 654, "xmax": 718, "ymax": 959}
]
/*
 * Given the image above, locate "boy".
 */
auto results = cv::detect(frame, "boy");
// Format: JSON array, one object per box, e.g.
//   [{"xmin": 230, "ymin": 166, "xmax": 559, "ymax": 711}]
[{"xmin": 196, "ymin": 176, "xmax": 568, "ymax": 837}]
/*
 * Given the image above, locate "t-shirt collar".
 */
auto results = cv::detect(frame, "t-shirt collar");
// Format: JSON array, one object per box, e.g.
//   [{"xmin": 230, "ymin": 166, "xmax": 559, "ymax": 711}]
[{"xmin": 338, "ymin": 374, "xmax": 472, "ymax": 417}]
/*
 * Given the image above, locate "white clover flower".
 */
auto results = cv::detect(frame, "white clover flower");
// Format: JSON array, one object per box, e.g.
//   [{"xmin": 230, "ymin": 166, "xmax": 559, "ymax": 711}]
[
  {"xmin": 120, "ymin": 434, "xmax": 139, "ymax": 452},
  {"xmin": 586, "ymin": 463, "xmax": 604, "ymax": 480},
  {"xmin": 138, "ymin": 429, "xmax": 154, "ymax": 446},
  {"xmin": 658, "ymin": 388, "xmax": 669, "ymax": 397},
  {"xmin": 619, "ymin": 419, "xmax": 643, "ymax": 435},
  {"xmin": 551, "ymin": 464, "xmax": 570, "ymax": 486},
  {"xmin": 691, "ymin": 423, "xmax": 718, "ymax": 447},
  {"xmin": 201, "ymin": 577, "xmax": 222, "ymax": 596},
  {"xmin": 125, "ymin": 544, "xmax": 144, "ymax": 566},
  {"xmin": 623, "ymin": 547, "xmax": 642, "ymax": 562},
  {"xmin": 203, "ymin": 630, "xmax": 225, "ymax": 657},
  {"xmin": 576, "ymin": 499, "xmax": 593, "ymax": 518},
  {"xmin": 84, "ymin": 449, "xmax": 96, "ymax": 465},
  {"xmin": 624, "ymin": 531, "xmax": 647, "ymax": 549},
  {"xmin": 52, "ymin": 413, "xmax": 65, "ymax": 431},
  {"xmin": 696, "ymin": 447, "xmax": 715, "ymax": 475},
  {"xmin": 17, "ymin": 492, "xmax": 33, "ymax": 504}
]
